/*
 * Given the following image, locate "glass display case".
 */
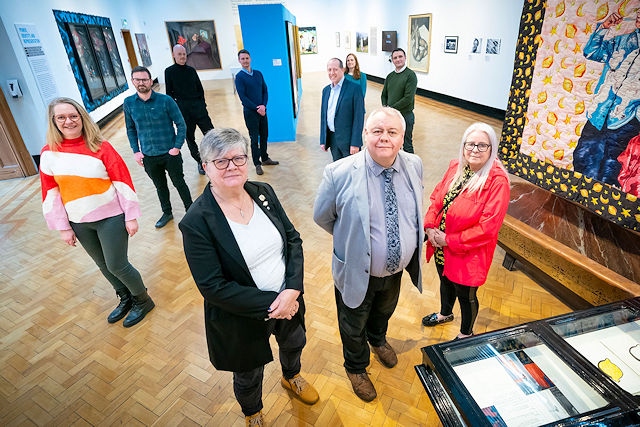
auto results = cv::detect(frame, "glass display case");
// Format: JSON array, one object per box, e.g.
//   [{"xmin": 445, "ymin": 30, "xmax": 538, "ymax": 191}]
[{"xmin": 416, "ymin": 297, "xmax": 640, "ymax": 426}]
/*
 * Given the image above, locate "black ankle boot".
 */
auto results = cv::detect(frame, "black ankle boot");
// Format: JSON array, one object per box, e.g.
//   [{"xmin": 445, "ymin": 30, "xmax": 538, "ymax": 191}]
[
  {"xmin": 107, "ymin": 290, "xmax": 132, "ymax": 323},
  {"xmin": 123, "ymin": 291, "xmax": 155, "ymax": 327}
]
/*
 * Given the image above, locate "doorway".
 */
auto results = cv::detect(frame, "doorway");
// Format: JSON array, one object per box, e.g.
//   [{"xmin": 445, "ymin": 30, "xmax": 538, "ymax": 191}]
[
  {"xmin": 121, "ymin": 29, "xmax": 138, "ymax": 69},
  {"xmin": 0, "ymin": 88, "xmax": 37, "ymax": 179}
]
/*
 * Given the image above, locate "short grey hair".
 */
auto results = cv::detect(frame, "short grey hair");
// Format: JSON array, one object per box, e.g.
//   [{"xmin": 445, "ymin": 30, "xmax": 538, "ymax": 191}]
[
  {"xmin": 365, "ymin": 106, "xmax": 406, "ymax": 132},
  {"xmin": 199, "ymin": 128, "xmax": 248, "ymax": 163}
]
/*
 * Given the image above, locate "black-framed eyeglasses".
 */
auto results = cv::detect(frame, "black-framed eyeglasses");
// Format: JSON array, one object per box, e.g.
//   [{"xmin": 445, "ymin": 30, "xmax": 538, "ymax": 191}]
[
  {"xmin": 54, "ymin": 114, "xmax": 81, "ymax": 123},
  {"xmin": 207, "ymin": 155, "xmax": 248, "ymax": 170},
  {"xmin": 464, "ymin": 142, "xmax": 491, "ymax": 152},
  {"xmin": 132, "ymin": 78, "xmax": 151, "ymax": 83}
]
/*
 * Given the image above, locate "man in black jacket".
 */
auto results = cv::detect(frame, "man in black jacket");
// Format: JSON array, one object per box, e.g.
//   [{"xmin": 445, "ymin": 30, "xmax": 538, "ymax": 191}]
[{"xmin": 165, "ymin": 44, "xmax": 214, "ymax": 175}]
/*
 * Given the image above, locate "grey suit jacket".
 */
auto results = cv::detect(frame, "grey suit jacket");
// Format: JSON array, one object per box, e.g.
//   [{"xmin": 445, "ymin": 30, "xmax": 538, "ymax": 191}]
[{"xmin": 313, "ymin": 150, "xmax": 424, "ymax": 308}]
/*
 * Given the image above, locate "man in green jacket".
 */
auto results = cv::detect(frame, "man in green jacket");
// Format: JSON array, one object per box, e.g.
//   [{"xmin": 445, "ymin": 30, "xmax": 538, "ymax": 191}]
[{"xmin": 381, "ymin": 48, "xmax": 418, "ymax": 153}]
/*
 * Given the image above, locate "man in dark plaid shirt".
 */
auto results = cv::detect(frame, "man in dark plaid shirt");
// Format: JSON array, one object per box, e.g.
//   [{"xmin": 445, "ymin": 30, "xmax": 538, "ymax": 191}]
[{"xmin": 124, "ymin": 66, "xmax": 193, "ymax": 229}]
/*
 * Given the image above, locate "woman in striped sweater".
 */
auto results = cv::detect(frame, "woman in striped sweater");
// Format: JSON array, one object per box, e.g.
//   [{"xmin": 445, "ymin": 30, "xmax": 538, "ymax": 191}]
[{"xmin": 39, "ymin": 97, "xmax": 154, "ymax": 328}]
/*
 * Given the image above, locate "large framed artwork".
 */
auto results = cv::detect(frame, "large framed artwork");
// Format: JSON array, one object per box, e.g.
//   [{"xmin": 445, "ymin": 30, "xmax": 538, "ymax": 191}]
[
  {"xmin": 500, "ymin": 0, "xmax": 640, "ymax": 231},
  {"xmin": 53, "ymin": 10, "xmax": 128, "ymax": 111},
  {"xmin": 408, "ymin": 13, "xmax": 432, "ymax": 73},
  {"xmin": 135, "ymin": 33, "xmax": 152, "ymax": 67},
  {"xmin": 165, "ymin": 21, "xmax": 221, "ymax": 70},
  {"xmin": 299, "ymin": 26, "xmax": 318, "ymax": 54}
]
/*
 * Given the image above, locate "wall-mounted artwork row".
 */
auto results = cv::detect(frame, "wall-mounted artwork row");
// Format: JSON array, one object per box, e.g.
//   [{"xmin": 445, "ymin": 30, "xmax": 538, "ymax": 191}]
[
  {"xmin": 53, "ymin": 10, "xmax": 128, "ymax": 112},
  {"xmin": 500, "ymin": 0, "xmax": 639, "ymax": 231},
  {"xmin": 408, "ymin": 14, "xmax": 432, "ymax": 73},
  {"xmin": 165, "ymin": 21, "xmax": 221, "ymax": 70}
]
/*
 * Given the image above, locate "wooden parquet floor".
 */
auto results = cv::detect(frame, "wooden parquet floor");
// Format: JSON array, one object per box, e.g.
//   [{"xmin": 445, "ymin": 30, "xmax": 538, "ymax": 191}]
[{"xmin": 0, "ymin": 72, "xmax": 571, "ymax": 426}]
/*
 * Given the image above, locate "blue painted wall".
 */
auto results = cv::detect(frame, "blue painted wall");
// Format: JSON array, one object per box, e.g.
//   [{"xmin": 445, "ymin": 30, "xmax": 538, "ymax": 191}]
[{"xmin": 238, "ymin": 4, "xmax": 300, "ymax": 142}]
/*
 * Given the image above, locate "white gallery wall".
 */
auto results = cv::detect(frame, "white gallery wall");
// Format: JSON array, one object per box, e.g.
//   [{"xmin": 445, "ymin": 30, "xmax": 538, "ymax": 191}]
[
  {"xmin": 287, "ymin": 0, "xmax": 525, "ymax": 110},
  {"xmin": 0, "ymin": 0, "xmax": 524, "ymax": 155}
]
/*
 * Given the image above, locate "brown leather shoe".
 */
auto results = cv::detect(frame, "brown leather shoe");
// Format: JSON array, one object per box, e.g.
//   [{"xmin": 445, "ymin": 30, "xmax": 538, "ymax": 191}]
[
  {"xmin": 245, "ymin": 411, "xmax": 264, "ymax": 426},
  {"xmin": 346, "ymin": 371, "xmax": 377, "ymax": 402},
  {"xmin": 371, "ymin": 342, "xmax": 398, "ymax": 368},
  {"xmin": 281, "ymin": 374, "xmax": 319, "ymax": 404}
]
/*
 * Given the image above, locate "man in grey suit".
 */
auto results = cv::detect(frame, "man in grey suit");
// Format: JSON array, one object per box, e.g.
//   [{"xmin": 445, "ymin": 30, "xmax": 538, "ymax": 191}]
[
  {"xmin": 313, "ymin": 107, "xmax": 424, "ymax": 402},
  {"xmin": 320, "ymin": 58, "xmax": 365, "ymax": 161}
]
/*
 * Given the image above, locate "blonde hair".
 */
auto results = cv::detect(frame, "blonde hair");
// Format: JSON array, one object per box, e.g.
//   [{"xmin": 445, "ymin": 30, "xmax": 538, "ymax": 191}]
[
  {"xmin": 449, "ymin": 122, "xmax": 508, "ymax": 194},
  {"xmin": 46, "ymin": 97, "xmax": 103, "ymax": 152}
]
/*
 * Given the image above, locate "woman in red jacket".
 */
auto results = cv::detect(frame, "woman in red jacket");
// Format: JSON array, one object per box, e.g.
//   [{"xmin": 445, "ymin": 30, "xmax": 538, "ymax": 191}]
[{"xmin": 421, "ymin": 122, "xmax": 510, "ymax": 340}]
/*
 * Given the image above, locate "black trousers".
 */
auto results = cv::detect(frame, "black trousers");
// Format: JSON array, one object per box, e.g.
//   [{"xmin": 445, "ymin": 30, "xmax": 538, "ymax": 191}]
[
  {"xmin": 402, "ymin": 111, "xmax": 415, "ymax": 153},
  {"xmin": 335, "ymin": 271, "xmax": 402, "ymax": 374},
  {"xmin": 243, "ymin": 109, "xmax": 269, "ymax": 166},
  {"xmin": 177, "ymin": 100, "xmax": 214, "ymax": 165},
  {"xmin": 142, "ymin": 152, "xmax": 192, "ymax": 215},
  {"xmin": 232, "ymin": 319, "xmax": 305, "ymax": 416},
  {"xmin": 437, "ymin": 264, "xmax": 478, "ymax": 335}
]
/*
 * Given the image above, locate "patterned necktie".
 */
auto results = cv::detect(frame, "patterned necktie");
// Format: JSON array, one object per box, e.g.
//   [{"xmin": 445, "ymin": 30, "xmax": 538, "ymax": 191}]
[{"xmin": 383, "ymin": 168, "xmax": 400, "ymax": 273}]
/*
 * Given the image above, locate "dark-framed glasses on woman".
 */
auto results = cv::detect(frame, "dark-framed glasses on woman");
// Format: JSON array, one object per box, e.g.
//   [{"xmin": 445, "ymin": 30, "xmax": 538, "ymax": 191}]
[
  {"xmin": 463, "ymin": 142, "xmax": 491, "ymax": 152},
  {"xmin": 209, "ymin": 155, "xmax": 248, "ymax": 170}
]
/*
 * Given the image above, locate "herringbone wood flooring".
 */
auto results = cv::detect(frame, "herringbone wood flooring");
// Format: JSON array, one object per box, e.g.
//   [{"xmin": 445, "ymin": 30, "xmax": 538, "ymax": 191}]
[{"xmin": 0, "ymin": 73, "xmax": 571, "ymax": 426}]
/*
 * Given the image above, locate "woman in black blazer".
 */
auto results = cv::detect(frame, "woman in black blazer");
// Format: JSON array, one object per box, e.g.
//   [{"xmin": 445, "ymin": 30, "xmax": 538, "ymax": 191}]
[{"xmin": 179, "ymin": 128, "xmax": 318, "ymax": 426}]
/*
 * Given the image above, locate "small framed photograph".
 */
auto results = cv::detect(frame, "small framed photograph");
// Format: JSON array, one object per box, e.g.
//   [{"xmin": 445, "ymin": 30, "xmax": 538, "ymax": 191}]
[{"xmin": 444, "ymin": 36, "xmax": 458, "ymax": 54}]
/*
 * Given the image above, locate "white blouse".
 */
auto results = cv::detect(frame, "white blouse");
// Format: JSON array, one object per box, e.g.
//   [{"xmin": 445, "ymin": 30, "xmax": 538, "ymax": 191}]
[{"xmin": 227, "ymin": 201, "xmax": 286, "ymax": 293}]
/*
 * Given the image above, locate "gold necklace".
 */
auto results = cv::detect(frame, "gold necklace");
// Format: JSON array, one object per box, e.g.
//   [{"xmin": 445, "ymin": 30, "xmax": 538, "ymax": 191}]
[{"xmin": 211, "ymin": 187, "xmax": 247, "ymax": 218}]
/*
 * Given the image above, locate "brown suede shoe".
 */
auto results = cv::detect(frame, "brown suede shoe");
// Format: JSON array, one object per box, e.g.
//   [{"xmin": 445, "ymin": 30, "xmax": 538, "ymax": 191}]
[
  {"xmin": 281, "ymin": 374, "xmax": 319, "ymax": 404},
  {"xmin": 245, "ymin": 411, "xmax": 264, "ymax": 426},
  {"xmin": 371, "ymin": 342, "xmax": 398, "ymax": 368},
  {"xmin": 346, "ymin": 371, "xmax": 377, "ymax": 402}
]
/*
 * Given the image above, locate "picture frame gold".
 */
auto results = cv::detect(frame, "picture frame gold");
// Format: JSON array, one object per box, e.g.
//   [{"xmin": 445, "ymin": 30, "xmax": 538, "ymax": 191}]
[{"xmin": 408, "ymin": 13, "xmax": 432, "ymax": 73}]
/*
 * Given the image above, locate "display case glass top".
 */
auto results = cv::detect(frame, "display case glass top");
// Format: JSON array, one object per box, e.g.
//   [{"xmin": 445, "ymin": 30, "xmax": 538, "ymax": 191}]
[
  {"xmin": 548, "ymin": 306, "xmax": 640, "ymax": 396},
  {"xmin": 442, "ymin": 330, "xmax": 608, "ymax": 426}
]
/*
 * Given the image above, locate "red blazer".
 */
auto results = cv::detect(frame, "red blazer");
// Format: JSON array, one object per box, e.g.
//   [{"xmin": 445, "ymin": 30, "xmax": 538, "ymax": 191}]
[{"xmin": 424, "ymin": 159, "xmax": 510, "ymax": 287}]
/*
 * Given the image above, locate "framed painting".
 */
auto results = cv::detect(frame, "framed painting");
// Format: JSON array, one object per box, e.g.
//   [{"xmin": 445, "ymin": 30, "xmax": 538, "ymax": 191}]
[
  {"xmin": 53, "ymin": 10, "xmax": 128, "ymax": 111},
  {"xmin": 444, "ymin": 36, "xmax": 458, "ymax": 54},
  {"xmin": 486, "ymin": 38, "xmax": 501, "ymax": 55},
  {"xmin": 356, "ymin": 31, "xmax": 369, "ymax": 53},
  {"xmin": 343, "ymin": 31, "xmax": 351, "ymax": 49},
  {"xmin": 408, "ymin": 14, "xmax": 432, "ymax": 72},
  {"xmin": 165, "ymin": 20, "xmax": 221, "ymax": 70},
  {"xmin": 299, "ymin": 26, "xmax": 317, "ymax": 54},
  {"xmin": 500, "ymin": 0, "xmax": 640, "ymax": 231},
  {"xmin": 135, "ymin": 33, "xmax": 152, "ymax": 67},
  {"xmin": 471, "ymin": 37, "xmax": 483, "ymax": 54}
]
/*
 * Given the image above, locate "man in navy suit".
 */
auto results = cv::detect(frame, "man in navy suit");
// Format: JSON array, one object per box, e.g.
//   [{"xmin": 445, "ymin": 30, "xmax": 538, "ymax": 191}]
[{"xmin": 320, "ymin": 58, "xmax": 365, "ymax": 161}]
